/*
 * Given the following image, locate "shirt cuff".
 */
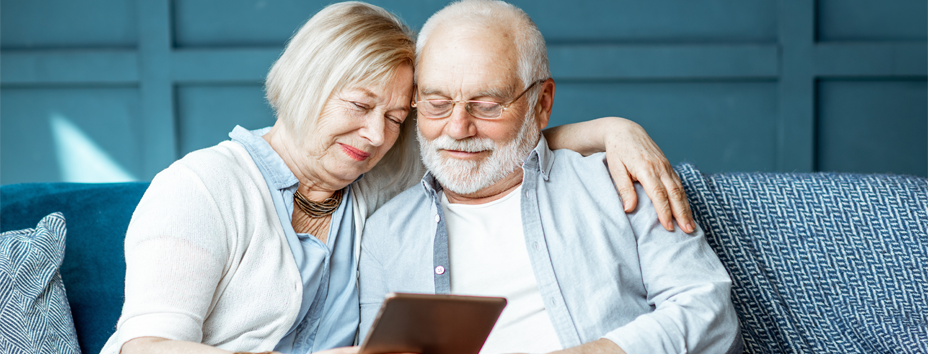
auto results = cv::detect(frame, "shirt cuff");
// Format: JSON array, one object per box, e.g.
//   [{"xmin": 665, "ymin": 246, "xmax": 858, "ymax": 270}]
[{"xmin": 600, "ymin": 314, "xmax": 684, "ymax": 354}]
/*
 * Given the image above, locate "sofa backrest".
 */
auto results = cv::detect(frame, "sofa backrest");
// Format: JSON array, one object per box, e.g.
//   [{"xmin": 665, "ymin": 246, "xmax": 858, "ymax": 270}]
[
  {"xmin": 3, "ymin": 165, "xmax": 927, "ymax": 353},
  {"xmin": 675, "ymin": 163, "xmax": 928, "ymax": 353},
  {"xmin": 1, "ymin": 182, "xmax": 149, "ymax": 354}
]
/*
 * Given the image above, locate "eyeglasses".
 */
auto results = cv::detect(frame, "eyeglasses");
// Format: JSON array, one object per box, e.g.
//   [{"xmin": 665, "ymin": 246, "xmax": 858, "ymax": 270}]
[{"xmin": 412, "ymin": 80, "xmax": 545, "ymax": 120}]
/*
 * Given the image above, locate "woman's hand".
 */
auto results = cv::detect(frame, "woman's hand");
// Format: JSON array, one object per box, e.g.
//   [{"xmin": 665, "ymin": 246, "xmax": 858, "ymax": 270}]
[{"xmin": 543, "ymin": 117, "xmax": 694, "ymax": 233}]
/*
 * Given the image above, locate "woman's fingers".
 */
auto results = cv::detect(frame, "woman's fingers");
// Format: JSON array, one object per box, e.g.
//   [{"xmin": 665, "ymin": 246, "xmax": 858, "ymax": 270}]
[
  {"xmin": 634, "ymin": 162, "xmax": 695, "ymax": 233},
  {"xmin": 607, "ymin": 160, "xmax": 638, "ymax": 212},
  {"xmin": 635, "ymin": 170, "xmax": 674, "ymax": 231},
  {"xmin": 597, "ymin": 117, "xmax": 695, "ymax": 233},
  {"xmin": 662, "ymin": 171, "xmax": 694, "ymax": 233}
]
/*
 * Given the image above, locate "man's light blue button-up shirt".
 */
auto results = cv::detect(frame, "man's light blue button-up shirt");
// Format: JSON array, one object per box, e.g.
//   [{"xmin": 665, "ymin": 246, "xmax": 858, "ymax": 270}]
[{"xmin": 358, "ymin": 136, "xmax": 741, "ymax": 354}]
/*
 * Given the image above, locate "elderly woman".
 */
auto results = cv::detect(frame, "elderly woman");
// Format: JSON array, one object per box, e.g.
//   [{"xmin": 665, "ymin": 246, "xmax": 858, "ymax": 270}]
[{"xmin": 101, "ymin": 2, "xmax": 691, "ymax": 354}]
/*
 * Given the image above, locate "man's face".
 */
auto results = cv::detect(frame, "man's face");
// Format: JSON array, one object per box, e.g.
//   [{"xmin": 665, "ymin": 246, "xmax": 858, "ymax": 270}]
[{"xmin": 416, "ymin": 25, "xmax": 543, "ymax": 194}]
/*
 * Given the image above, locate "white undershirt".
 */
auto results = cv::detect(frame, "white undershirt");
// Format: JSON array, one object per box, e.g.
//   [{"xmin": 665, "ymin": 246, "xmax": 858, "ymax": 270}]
[{"xmin": 441, "ymin": 185, "xmax": 562, "ymax": 354}]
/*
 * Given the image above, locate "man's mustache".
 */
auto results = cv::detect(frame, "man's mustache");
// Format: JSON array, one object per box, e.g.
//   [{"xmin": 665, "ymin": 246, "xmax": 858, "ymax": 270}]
[{"xmin": 429, "ymin": 135, "xmax": 497, "ymax": 154}]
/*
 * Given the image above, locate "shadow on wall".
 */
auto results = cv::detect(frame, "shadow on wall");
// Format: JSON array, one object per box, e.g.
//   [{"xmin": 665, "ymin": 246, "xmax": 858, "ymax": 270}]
[{"xmin": 49, "ymin": 114, "xmax": 136, "ymax": 183}]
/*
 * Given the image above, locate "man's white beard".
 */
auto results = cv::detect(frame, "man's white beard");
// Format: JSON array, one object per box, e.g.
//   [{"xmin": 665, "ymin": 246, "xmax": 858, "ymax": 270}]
[{"xmin": 418, "ymin": 116, "xmax": 540, "ymax": 195}]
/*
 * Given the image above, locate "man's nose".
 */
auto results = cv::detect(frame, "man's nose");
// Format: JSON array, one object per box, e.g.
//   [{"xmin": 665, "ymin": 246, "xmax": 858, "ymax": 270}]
[{"xmin": 444, "ymin": 102, "xmax": 477, "ymax": 140}]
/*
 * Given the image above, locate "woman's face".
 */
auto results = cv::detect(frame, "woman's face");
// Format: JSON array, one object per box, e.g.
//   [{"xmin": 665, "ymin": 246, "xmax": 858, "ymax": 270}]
[{"xmin": 306, "ymin": 65, "xmax": 414, "ymax": 182}]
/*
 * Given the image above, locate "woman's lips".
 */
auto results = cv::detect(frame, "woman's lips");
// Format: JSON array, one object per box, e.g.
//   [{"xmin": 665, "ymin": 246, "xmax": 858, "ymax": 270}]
[{"xmin": 340, "ymin": 143, "xmax": 371, "ymax": 161}]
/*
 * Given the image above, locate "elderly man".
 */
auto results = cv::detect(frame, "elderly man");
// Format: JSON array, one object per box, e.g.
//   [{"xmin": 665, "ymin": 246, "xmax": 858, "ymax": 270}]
[{"xmin": 359, "ymin": 1, "xmax": 741, "ymax": 353}]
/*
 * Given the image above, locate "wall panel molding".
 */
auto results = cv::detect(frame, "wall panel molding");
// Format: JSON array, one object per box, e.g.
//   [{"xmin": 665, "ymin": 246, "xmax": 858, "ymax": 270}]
[
  {"xmin": 172, "ymin": 48, "xmax": 281, "ymax": 83},
  {"xmin": 1, "ymin": 0, "xmax": 925, "ymax": 181},
  {"xmin": 0, "ymin": 50, "xmax": 138, "ymax": 84},
  {"xmin": 549, "ymin": 44, "xmax": 779, "ymax": 80},
  {"xmin": 815, "ymin": 42, "xmax": 928, "ymax": 77},
  {"xmin": 777, "ymin": 0, "xmax": 816, "ymax": 172},
  {"xmin": 137, "ymin": 0, "xmax": 177, "ymax": 176}
]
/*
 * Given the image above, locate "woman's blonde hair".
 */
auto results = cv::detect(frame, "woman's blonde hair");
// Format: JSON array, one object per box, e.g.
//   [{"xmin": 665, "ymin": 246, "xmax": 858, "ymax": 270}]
[{"xmin": 265, "ymin": 1, "xmax": 416, "ymax": 150}]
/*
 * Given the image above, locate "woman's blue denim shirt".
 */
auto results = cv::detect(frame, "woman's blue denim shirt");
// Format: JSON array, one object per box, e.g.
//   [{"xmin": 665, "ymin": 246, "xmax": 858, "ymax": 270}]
[{"xmin": 230, "ymin": 125, "xmax": 358, "ymax": 353}]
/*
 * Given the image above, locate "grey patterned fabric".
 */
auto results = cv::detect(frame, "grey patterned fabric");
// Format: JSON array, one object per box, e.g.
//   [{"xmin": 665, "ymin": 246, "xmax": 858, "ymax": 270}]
[
  {"xmin": 0, "ymin": 212, "xmax": 81, "ymax": 354},
  {"xmin": 675, "ymin": 163, "xmax": 928, "ymax": 353}
]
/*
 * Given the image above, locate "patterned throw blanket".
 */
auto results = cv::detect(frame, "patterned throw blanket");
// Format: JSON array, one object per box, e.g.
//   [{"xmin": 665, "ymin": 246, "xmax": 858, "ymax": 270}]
[{"xmin": 675, "ymin": 163, "xmax": 928, "ymax": 353}]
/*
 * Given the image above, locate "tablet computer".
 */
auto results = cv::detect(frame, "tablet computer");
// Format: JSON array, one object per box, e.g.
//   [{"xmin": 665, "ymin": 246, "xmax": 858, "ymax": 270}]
[{"xmin": 360, "ymin": 292, "xmax": 507, "ymax": 354}]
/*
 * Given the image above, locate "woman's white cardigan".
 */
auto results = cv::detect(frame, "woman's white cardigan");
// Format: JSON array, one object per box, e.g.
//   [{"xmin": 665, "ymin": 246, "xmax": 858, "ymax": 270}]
[{"xmin": 100, "ymin": 123, "xmax": 424, "ymax": 353}]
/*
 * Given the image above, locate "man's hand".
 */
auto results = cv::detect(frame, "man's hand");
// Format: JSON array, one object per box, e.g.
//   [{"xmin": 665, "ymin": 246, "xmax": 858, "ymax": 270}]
[
  {"xmin": 543, "ymin": 117, "xmax": 694, "ymax": 233},
  {"xmin": 550, "ymin": 338, "xmax": 626, "ymax": 354}
]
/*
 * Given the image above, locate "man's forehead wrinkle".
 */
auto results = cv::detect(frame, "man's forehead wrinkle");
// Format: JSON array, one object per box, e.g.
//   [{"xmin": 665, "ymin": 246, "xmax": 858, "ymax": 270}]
[{"xmin": 472, "ymin": 83, "xmax": 516, "ymax": 100}]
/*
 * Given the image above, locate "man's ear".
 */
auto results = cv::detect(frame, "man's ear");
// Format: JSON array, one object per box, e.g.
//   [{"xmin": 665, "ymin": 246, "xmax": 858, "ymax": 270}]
[{"xmin": 534, "ymin": 78, "xmax": 556, "ymax": 130}]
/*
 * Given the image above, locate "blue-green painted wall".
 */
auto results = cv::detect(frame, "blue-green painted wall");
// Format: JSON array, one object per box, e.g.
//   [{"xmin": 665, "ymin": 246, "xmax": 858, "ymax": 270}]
[{"xmin": 2, "ymin": 0, "xmax": 926, "ymax": 184}]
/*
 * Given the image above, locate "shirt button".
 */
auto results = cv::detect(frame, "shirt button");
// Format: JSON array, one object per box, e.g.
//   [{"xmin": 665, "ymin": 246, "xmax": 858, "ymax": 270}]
[
  {"xmin": 435, "ymin": 214, "xmax": 441, "ymax": 223},
  {"xmin": 435, "ymin": 265, "xmax": 446, "ymax": 275}
]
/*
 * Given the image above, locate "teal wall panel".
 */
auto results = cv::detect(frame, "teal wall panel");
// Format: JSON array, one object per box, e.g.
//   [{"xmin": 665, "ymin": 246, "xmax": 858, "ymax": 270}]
[
  {"xmin": 817, "ymin": 80, "xmax": 928, "ymax": 176},
  {"xmin": 517, "ymin": 0, "xmax": 776, "ymax": 43},
  {"xmin": 818, "ymin": 0, "xmax": 928, "ymax": 41},
  {"xmin": 173, "ymin": 0, "xmax": 329, "ymax": 47},
  {"xmin": 173, "ymin": 0, "xmax": 776, "ymax": 47},
  {"xmin": 1, "ymin": 0, "xmax": 926, "ymax": 183},
  {"xmin": 554, "ymin": 81, "xmax": 778, "ymax": 173},
  {"xmin": 0, "ymin": 87, "xmax": 142, "ymax": 184},
  {"xmin": 176, "ymin": 84, "xmax": 276, "ymax": 155},
  {"xmin": 0, "ymin": 0, "xmax": 137, "ymax": 49}
]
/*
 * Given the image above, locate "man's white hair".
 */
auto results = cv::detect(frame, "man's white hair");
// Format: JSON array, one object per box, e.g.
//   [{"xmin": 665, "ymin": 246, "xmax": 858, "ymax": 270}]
[{"xmin": 416, "ymin": 0, "xmax": 550, "ymax": 104}]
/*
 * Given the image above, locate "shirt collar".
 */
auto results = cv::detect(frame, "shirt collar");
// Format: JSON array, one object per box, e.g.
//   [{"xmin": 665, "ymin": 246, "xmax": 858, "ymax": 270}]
[
  {"xmin": 529, "ymin": 134, "xmax": 555, "ymax": 181},
  {"xmin": 229, "ymin": 125, "xmax": 300, "ymax": 190},
  {"xmin": 419, "ymin": 134, "xmax": 555, "ymax": 196}
]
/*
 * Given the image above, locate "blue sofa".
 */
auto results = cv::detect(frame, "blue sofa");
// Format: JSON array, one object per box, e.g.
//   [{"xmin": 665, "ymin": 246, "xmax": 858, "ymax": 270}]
[
  {"xmin": 2, "ymin": 164, "xmax": 926, "ymax": 353},
  {"xmin": 1, "ymin": 182, "xmax": 148, "ymax": 354}
]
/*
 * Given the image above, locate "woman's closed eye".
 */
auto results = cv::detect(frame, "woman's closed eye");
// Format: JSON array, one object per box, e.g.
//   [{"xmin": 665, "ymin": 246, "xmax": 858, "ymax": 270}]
[
  {"xmin": 386, "ymin": 114, "xmax": 403, "ymax": 125},
  {"xmin": 349, "ymin": 101, "xmax": 370, "ymax": 112}
]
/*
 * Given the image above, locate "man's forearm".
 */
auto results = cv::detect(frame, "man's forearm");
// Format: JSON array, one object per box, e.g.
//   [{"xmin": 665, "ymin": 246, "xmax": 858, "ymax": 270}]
[{"xmin": 552, "ymin": 338, "xmax": 626, "ymax": 354}]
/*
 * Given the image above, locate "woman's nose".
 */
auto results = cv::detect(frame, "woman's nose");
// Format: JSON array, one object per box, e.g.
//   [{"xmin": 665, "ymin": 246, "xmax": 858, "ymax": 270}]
[{"xmin": 359, "ymin": 114, "xmax": 385, "ymax": 146}]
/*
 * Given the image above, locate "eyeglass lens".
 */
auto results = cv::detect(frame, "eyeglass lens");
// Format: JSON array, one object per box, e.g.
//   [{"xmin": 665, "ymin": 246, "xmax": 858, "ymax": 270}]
[
  {"xmin": 416, "ymin": 79, "xmax": 543, "ymax": 119},
  {"xmin": 418, "ymin": 100, "xmax": 501, "ymax": 119}
]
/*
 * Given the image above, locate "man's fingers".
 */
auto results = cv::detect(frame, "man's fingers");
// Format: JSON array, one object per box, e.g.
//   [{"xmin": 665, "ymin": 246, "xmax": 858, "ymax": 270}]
[
  {"xmin": 638, "ymin": 174, "xmax": 673, "ymax": 231},
  {"xmin": 608, "ymin": 161, "xmax": 637, "ymax": 212},
  {"xmin": 663, "ymin": 173, "xmax": 694, "ymax": 233}
]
